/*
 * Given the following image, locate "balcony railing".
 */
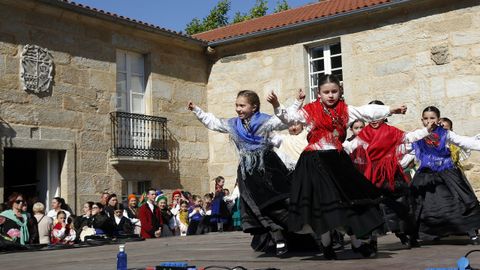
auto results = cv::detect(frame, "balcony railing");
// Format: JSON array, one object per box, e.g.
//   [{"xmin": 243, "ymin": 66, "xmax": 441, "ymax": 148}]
[{"xmin": 110, "ymin": 112, "xmax": 168, "ymax": 160}]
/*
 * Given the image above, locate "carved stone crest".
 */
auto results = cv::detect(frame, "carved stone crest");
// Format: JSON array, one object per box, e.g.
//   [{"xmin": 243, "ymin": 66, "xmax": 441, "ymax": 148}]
[{"xmin": 20, "ymin": 45, "xmax": 53, "ymax": 93}]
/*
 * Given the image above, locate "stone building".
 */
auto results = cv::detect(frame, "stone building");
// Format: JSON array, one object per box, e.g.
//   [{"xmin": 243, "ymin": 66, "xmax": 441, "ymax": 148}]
[
  {"xmin": 0, "ymin": 0, "xmax": 210, "ymax": 212},
  {"xmin": 194, "ymin": 0, "xmax": 480, "ymax": 191},
  {"xmin": 1, "ymin": 0, "xmax": 479, "ymax": 212}
]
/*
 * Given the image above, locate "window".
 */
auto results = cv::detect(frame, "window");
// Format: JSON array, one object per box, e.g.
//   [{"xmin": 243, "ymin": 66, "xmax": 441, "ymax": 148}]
[
  {"xmin": 116, "ymin": 50, "xmax": 146, "ymax": 114},
  {"xmin": 122, "ymin": 180, "xmax": 152, "ymax": 201},
  {"xmin": 307, "ymin": 42, "xmax": 343, "ymax": 100}
]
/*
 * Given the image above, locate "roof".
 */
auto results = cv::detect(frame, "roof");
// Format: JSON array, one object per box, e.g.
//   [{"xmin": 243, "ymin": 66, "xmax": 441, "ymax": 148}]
[
  {"xmin": 193, "ymin": 0, "xmax": 396, "ymax": 43},
  {"xmin": 39, "ymin": 0, "xmax": 206, "ymax": 45}
]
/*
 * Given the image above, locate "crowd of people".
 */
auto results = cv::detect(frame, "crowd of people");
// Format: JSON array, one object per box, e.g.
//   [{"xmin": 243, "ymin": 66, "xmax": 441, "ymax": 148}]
[{"xmin": 0, "ymin": 180, "xmax": 241, "ymax": 250}]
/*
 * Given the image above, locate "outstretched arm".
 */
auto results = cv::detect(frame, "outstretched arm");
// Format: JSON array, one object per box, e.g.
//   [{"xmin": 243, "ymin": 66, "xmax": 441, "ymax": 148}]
[
  {"xmin": 448, "ymin": 131, "xmax": 480, "ymax": 151},
  {"xmin": 348, "ymin": 104, "xmax": 407, "ymax": 125},
  {"xmin": 403, "ymin": 122, "xmax": 437, "ymax": 143},
  {"xmin": 187, "ymin": 101, "xmax": 230, "ymax": 133}
]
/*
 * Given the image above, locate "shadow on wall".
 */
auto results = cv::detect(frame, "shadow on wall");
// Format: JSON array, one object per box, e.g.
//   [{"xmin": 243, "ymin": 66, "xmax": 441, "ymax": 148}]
[{"xmin": 0, "ymin": 118, "xmax": 16, "ymax": 148}]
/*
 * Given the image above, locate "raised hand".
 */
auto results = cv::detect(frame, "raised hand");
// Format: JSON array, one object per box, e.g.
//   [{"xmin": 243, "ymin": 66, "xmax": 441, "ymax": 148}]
[
  {"xmin": 427, "ymin": 121, "xmax": 438, "ymax": 132},
  {"xmin": 390, "ymin": 105, "xmax": 407, "ymax": 115},
  {"xmin": 297, "ymin": 88, "xmax": 306, "ymax": 101},
  {"xmin": 187, "ymin": 101, "xmax": 196, "ymax": 111},
  {"xmin": 266, "ymin": 91, "xmax": 280, "ymax": 108}
]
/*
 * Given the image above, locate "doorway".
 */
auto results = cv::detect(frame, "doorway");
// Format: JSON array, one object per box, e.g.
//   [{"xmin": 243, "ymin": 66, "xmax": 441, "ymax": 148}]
[{"xmin": 3, "ymin": 148, "xmax": 64, "ymax": 211}]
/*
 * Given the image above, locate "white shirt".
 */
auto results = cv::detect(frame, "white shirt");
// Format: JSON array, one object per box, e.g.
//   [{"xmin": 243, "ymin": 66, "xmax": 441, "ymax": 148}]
[{"xmin": 147, "ymin": 201, "xmax": 154, "ymax": 212}]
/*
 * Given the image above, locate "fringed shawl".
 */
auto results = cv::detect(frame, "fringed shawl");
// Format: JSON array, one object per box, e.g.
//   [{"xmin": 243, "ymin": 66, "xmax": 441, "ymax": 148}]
[{"xmin": 413, "ymin": 127, "xmax": 453, "ymax": 172}]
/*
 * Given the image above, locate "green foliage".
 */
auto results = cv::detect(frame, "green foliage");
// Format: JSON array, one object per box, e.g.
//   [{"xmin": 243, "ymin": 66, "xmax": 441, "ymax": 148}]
[
  {"xmin": 185, "ymin": 18, "xmax": 204, "ymax": 35},
  {"xmin": 185, "ymin": 0, "xmax": 292, "ymax": 35},
  {"xmin": 249, "ymin": 0, "xmax": 269, "ymax": 19},
  {"xmin": 274, "ymin": 0, "xmax": 290, "ymax": 13},
  {"xmin": 233, "ymin": 11, "xmax": 248, "ymax": 24},
  {"xmin": 185, "ymin": 0, "xmax": 231, "ymax": 35}
]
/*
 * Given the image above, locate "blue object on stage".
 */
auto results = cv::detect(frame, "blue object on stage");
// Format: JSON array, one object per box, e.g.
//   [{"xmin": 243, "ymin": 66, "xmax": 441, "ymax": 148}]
[
  {"xmin": 156, "ymin": 262, "xmax": 196, "ymax": 270},
  {"xmin": 117, "ymin": 245, "xmax": 127, "ymax": 270}
]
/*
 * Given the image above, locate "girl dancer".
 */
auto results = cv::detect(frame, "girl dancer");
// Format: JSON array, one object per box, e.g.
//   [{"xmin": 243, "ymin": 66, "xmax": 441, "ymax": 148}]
[
  {"xmin": 343, "ymin": 101, "xmax": 436, "ymax": 249},
  {"xmin": 411, "ymin": 106, "xmax": 480, "ymax": 243},
  {"xmin": 271, "ymin": 74, "xmax": 408, "ymax": 259},
  {"xmin": 188, "ymin": 90, "xmax": 295, "ymax": 256}
]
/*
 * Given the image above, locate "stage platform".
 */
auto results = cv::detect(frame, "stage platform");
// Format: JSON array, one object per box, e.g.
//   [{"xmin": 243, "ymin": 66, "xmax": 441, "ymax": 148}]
[{"xmin": 1, "ymin": 231, "xmax": 480, "ymax": 270}]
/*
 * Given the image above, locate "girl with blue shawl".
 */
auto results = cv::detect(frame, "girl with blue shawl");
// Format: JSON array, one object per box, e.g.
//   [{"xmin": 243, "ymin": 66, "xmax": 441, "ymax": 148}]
[
  {"xmin": 188, "ymin": 90, "xmax": 298, "ymax": 256},
  {"xmin": 411, "ymin": 106, "xmax": 480, "ymax": 243}
]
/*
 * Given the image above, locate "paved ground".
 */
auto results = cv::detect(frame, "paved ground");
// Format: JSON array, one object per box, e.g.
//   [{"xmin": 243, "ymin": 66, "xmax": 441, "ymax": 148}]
[{"xmin": 1, "ymin": 232, "xmax": 480, "ymax": 270}]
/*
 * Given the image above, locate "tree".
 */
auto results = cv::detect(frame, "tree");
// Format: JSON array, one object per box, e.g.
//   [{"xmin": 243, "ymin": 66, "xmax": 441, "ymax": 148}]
[
  {"xmin": 274, "ymin": 0, "xmax": 290, "ymax": 13},
  {"xmin": 249, "ymin": 0, "xmax": 269, "ymax": 19},
  {"xmin": 185, "ymin": 0, "xmax": 291, "ymax": 35},
  {"xmin": 232, "ymin": 0, "xmax": 269, "ymax": 24},
  {"xmin": 185, "ymin": 0, "xmax": 231, "ymax": 35},
  {"xmin": 185, "ymin": 18, "xmax": 204, "ymax": 35}
]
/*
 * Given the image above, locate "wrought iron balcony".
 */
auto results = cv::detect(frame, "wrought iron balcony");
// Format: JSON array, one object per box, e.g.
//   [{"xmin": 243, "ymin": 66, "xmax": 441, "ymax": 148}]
[{"xmin": 110, "ymin": 111, "xmax": 168, "ymax": 161}]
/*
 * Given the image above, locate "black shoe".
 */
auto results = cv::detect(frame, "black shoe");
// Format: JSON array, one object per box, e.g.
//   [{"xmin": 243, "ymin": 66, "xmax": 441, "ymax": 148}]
[
  {"xmin": 397, "ymin": 234, "xmax": 412, "ymax": 249},
  {"xmin": 370, "ymin": 240, "xmax": 378, "ymax": 253},
  {"xmin": 409, "ymin": 237, "xmax": 421, "ymax": 248},
  {"xmin": 323, "ymin": 244, "xmax": 337, "ymax": 260},
  {"xmin": 352, "ymin": 243, "xmax": 376, "ymax": 258},
  {"xmin": 276, "ymin": 241, "xmax": 288, "ymax": 256}
]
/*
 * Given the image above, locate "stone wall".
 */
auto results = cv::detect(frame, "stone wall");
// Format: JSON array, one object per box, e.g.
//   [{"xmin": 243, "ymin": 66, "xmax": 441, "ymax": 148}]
[
  {"xmin": 207, "ymin": 0, "xmax": 480, "ymax": 191},
  {"xmin": 0, "ymin": 1, "xmax": 210, "ymax": 212}
]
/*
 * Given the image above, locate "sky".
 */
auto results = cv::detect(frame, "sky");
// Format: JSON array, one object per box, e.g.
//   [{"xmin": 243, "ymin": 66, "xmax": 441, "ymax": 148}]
[{"xmin": 72, "ymin": 0, "xmax": 317, "ymax": 33}]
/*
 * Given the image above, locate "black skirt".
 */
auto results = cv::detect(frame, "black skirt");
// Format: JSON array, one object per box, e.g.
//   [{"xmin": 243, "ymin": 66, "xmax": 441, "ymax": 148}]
[
  {"xmin": 411, "ymin": 168, "xmax": 480, "ymax": 239},
  {"xmin": 238, "ymin": 150, "xmax": 291, "ymax": 235},
  {"xmin": 288, "ymin": 150, "xmax": 384, "ymax": 238},
  {"xmin": 377, "ymin": 174, "xmax": 416, "ymax": 236}
]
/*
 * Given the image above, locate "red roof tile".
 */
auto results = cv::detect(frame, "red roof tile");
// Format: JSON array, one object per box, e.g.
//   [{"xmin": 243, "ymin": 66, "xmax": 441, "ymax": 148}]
[{"xmin": 193, "ymin": 0, "xmax": 393, "ymax": 42}]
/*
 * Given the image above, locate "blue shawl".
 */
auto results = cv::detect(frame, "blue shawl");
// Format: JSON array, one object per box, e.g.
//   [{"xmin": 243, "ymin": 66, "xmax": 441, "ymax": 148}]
[
  {"xmin": 227, "ymin": 112, "xmax": 272, "ymax": 151},
  {"xmin": 227, "ymin": 112, "xmax": 273, "ymax": 179},
  {"xmin": 413, "ymin": 127, "xmax": 454, "ymax": 172}
]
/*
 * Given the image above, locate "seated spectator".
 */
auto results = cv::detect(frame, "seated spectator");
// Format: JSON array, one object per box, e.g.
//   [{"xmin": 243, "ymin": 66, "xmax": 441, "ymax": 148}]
[
  {"xmin": 33, "ymin": 202, "xmax": 52, "ymax": 245},
  {"xmin": 91, "ymin": 203, "xmax": 114, "ymax": 237},
  {"xmin": 156, "ymin": 195, "xmax": 174, "ymax": 237},
  {"xmin": 51, "ymin": 211, "xmax": 76, "ymax": 245},
  {"xmin": 138, "ymin": 188, "xmax": 163, "ymax": 239},
  {"xmin": 100, "ymin": 191, "xmax": 110, "ymax": 207},
  {"xmin": 170, "ymin": 190, "xmax": 182, "ymax": 216},
  {"xmin": 74, "ymin": 201, "xmax": 94, "ymax": 241},
  {"xmin": 175, "ymin": 200, "xmax": 189, "ymax": 236},
  {"xmin": 46, "ymin": 197, "xmax": 71, "ymax": 220},
  {"xmin": 0, "ymin": 193, "xmax": 34, "ymax": 245},
  {"xmin": 123, "ymin": 194, "xmax": 141, "ymax": 235},
  {"xmin": 22, "ymin": 200, "xmax": 39, "ymax": 244},
  {"xmin": 187, "ymin": 195, "xmax": 205, "ymax": 235},
  {"xmin": 112, "ymin": 204, "xmax": 133, "ymax": 236},
  {"xmin": 104, "ymin": 193, "xmax": 118, "ymax": 218}
]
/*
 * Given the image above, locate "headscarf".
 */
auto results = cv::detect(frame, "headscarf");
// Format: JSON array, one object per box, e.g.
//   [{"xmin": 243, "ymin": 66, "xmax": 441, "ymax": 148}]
[{"xmin": 127, "ymin": 194, "xmax": 137, "ymax": 202}]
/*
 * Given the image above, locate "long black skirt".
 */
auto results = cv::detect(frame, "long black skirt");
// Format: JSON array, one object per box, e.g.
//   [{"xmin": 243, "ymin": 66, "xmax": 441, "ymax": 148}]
[
  {"xmin": 411, "ymin": 168, "xmax": 480, "ymax": 239},
  {"xmin": 377, "ymin": 175, "xmax": 416, "ymax": 236},
  {"xmin": 237, "ymin": 150, "xmax": 292, "ymax": 251},
  {"xmin": 288, "ymin": 150, "xmax": 384, "ymax": 238}
]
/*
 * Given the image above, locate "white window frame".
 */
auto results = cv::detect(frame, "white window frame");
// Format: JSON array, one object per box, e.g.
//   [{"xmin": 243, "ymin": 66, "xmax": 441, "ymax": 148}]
[
  {"xmin": 307, "ymin": 42, "xmax": 343, "ymax": 101},
  {"xmin": 116, "ymin": 50, "xmax": 146, "ymax": 114}
]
